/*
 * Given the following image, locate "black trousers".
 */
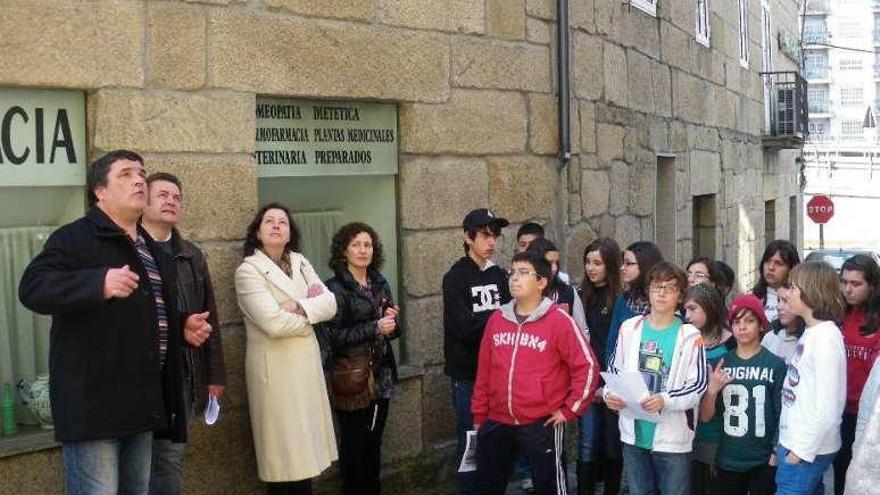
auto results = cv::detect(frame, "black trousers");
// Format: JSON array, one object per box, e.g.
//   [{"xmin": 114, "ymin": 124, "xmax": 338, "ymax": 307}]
[
  {"xmin": 716, "ymin": 465, "xmax": 776, "ymax": 495},
  {"xmin": 476, "ymin": 418, "xmax": 567, "ymax": 495},
  {"xmin": 335, "ymin": 398, "xmax": 390, "ymax": 495},
  {"xmin": 833, "ymin": 412, "xmax": 857, "ymax": 495},
  {"xmin": 266, "ymin": 478, "xmax": 312, "ymax": 495}
]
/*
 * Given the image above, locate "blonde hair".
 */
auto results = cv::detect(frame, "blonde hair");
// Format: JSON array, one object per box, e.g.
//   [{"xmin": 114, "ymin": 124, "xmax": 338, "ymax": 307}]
[{"xmin": 788, "ymin": 261, "xmax": 845, "ymax": 322}]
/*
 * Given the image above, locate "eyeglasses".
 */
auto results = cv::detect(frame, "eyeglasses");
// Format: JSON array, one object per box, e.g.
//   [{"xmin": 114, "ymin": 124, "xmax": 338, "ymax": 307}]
[
  {"xmin": 508, "ymin": 268, "xmax": 539, "ymax": 279},
  {"xmin": 649, "ymin": 283, "xmax": 680, "ymax": 294},
  {"xmin": 687, "ymin": 271, "xmax": 709, "ymax": 280}
]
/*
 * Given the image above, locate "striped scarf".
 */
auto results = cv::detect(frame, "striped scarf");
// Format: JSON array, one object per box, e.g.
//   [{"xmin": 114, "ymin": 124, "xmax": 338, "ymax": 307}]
[{"xmin": 135, "ymin": 234, "xmax": 169, "ymax": 368}]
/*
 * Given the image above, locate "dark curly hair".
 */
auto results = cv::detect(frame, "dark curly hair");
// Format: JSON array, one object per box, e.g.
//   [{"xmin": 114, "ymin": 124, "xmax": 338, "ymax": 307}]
[
  {"xmin": 242, "ymin": 202, "xmax": 302, "ymax": 257},
  {"xmin": 328, "ymin": 222, "xmax": 385, "ymax": 274}
]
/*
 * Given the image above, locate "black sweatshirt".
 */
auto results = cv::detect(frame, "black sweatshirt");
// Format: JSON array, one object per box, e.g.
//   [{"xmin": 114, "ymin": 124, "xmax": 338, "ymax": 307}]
[
  {"xmin": 442, "ymin": 256, "xmax": 511, "ymax": 380},
  {"xmin": 584, "ymin": 284, "xmax": 613, "ymax": 369}
]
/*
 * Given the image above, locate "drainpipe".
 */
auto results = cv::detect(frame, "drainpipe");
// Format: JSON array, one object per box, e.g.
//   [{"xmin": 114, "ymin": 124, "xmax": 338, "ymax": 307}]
[
  {"xmin": 555, "ymin": 0, "xmax": 572, "ymax": 256},
  {"xmin": 557, "ymin": 0, "xmax": 572, "ymax": 167}
]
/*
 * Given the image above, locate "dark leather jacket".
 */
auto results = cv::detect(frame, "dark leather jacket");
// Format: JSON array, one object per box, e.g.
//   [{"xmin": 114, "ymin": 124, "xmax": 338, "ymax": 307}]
[
  {"xmin": 169, "ymin": 229, "xmax": 226, "ymax": 415},
  {"xmin": 321, "ymin": 268, "xmax": 400, "ymax": 393}
]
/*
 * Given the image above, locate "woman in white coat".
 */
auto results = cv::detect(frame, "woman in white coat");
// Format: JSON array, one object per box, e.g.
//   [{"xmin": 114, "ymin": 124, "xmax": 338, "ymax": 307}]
[{"xmin": 234, "ymin": 203, "xmax": 338, "ymax": 495}]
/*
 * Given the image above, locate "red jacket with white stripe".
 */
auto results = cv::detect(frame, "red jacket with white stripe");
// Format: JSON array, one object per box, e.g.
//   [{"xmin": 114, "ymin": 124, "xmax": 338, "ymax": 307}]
[{"xmin": 472, "ymin": 298, "xmax": 600, "ymax": 426}]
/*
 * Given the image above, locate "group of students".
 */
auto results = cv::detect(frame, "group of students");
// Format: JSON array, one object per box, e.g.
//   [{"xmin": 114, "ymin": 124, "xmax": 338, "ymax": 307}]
[{"xmin": 443, "ymin": 209, "xmax": 880, "ymax": 495}]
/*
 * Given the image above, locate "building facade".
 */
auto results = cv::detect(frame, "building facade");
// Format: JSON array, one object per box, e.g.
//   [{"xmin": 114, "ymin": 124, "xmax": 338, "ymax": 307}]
[
  {"xmin": 803, "ymin": 0, "xmax": 880, "ymax": 250},
  {"xmin": 0, "ymin": 1, "xmax": 803, "ymax": 493}
]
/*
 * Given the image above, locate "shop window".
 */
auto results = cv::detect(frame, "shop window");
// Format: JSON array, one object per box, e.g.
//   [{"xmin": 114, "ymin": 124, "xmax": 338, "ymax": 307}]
[
  {"xmin": 254, "ymin": 97, "xmax": 403, "ymax": 356},
  {"xmin": 0, "ymin": 88, "xmax": 86, "ymax": 431}
]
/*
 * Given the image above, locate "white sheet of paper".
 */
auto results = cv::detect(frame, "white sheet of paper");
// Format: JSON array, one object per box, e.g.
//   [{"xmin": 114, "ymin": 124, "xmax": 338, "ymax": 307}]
[
  {"xmin": 458, "ymin": 430, "xmax": 477, "ymax": 473},
  {"xmin": 204, "ymin": 395, "xmax": 220, "ymax": 426},
  {"xmin": 601, "ymin": 371, "xmax": 660, "ymax": 423}
]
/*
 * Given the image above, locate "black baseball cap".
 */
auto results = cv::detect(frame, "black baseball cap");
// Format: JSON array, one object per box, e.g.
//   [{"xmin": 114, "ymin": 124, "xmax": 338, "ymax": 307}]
[{"xmin": 462, "ymin": 208, "xmax": 509, "ymax": 231}]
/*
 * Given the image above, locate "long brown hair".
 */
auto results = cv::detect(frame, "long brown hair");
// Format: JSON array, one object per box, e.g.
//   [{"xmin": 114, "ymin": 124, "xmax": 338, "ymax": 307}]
[{"xmin": 580, "ymin": 238, "xmax": 622, "ymax": 311}]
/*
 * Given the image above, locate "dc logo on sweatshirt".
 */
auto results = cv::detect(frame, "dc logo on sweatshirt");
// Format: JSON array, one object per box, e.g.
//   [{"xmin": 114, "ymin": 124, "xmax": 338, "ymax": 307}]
[{"xmin": 471, "ymin": 284, "xmax": 501, "ymax": 312}]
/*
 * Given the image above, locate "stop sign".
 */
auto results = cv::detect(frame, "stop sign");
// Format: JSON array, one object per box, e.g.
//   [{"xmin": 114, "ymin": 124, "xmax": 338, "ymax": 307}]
[{"xmin": 807, "ymin": 195, "xmax": 834, "ymax": 224}]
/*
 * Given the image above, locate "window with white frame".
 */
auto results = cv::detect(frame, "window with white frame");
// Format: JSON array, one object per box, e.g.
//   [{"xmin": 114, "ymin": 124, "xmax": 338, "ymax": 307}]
[
  {"xmin": 840, "ymin": 86, "xmax": 864, "ymax": 107},
  {"xmin": 839, "ymin": 58, "xmax": 864, "ymax": 71},
  {"xmin": 630, "ymin": 0, "xmax": 657, "ymax": 17},
  {"xmin": 809, "ymin": 87, "xmax": 830, "ymax": 112},
  {"xmin": 739, "ymin": 0, "xmax": 750, "ymax": 65},
  {"xmin": 696, "ymin": 0, "xmax": 711, "ymax": 45},
  {"xmin": 841, "ymin": 119, "xmax": 864, "ymax": 138}
]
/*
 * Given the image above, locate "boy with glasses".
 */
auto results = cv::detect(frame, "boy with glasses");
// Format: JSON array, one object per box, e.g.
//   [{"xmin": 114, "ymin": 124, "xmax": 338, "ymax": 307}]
[
  {"xmin": 605, "ymin": 261, "xmax": 708, "ymax": 495},
  {"xmin": 472, "ymin": 251, "xmax": 599, "ymax": 495}
]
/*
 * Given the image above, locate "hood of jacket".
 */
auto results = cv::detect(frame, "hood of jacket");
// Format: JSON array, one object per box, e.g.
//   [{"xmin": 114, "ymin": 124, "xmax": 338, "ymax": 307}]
[{"xmin": 498, "ymin": 297, "xmax": 555, "ymax": 325}]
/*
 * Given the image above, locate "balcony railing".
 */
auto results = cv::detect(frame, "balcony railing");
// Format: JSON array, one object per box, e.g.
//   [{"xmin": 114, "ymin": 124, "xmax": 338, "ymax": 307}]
[
  {"xmin": 809, "ymin": 99, "xmax": 830, "ymax": 113},
  {"xmin": 804, "ymin": 65, "xmax": 830, "ymax": 79},
  {"xmin": 762, "ymin": 72, "xmax": 808, "ymax": 149},
  {"xmin": 874, "ymin": 0, "xmax": 880, "ymax": 10},
  {"xmin": 874, "ymin": 29, "xmax": 880, "ymax": 45},
  {"xmin": 804, "ymin": 31, "xmax": 829, "ymax": 44},
  {"xmin": 874, "ymin": 64, "xmax": 880, "ymax": 77}
]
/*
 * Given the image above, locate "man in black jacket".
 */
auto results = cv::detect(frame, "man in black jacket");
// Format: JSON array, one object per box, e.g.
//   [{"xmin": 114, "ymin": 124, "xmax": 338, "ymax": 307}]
[
  {"xmin": 141, "ymin": 172, "xmax": 226, "ymax": 495},
  {"xmin": 443, "ymin": 208, "xmax": 511, "ymax": 495},
  {"xmin": 18, "ymin": 150, "xmax": 207, "ymax": 495}
]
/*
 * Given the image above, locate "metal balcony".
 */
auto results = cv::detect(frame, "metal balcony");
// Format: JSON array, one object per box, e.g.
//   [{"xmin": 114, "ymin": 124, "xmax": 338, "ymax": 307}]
[
  {"xmin": 805, "ymin": 65, "xmax": 830, "ymax": 80},
  {"xmin": 803, "ymin": 31, "xmax": 829, "ymax": 45},
  {"xmin": 762, "ymin": 72, "xmax": 808, "ymax": 149},
  {"xmin": 809, "ymin": 100, "xmax": 830, "ymax": 114},
  {"xmin": 875, "ymin": 29, "xmax": 880, "ymax": 45}
]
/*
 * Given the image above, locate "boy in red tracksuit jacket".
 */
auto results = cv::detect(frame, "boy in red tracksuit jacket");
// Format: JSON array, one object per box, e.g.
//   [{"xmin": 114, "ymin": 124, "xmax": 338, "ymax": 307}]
[{"xmin": 472, "ymin": 251, "xmax": 599, "ymax": 495}]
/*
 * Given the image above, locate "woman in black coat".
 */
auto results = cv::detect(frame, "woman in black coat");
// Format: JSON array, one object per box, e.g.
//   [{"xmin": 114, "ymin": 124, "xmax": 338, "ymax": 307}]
[{"xmin": 320, "ymin": 222, "xmax": 400, "ymax": 495}]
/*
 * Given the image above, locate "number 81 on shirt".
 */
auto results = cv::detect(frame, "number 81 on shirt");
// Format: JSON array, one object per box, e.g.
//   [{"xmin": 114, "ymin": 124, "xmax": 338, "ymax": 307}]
[{"xmin": 722, "ymin": 384, "xmax": 766, "ymax": 438}]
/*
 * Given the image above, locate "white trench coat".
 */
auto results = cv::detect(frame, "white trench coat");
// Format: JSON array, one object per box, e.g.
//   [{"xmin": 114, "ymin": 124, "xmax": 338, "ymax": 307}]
[{"xmin": 234, "ymin": 249, "xmax": 338, "ymax": 482}]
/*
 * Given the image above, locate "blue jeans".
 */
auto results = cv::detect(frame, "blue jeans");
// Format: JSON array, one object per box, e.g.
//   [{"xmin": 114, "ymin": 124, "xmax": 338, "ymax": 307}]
[
  {"xmin": 622, "ymin": 442, "xmax": 691, "ymax": 495},
  {"xmin": 63, "ymin": 430, "xmax": 153, "ymax": 495},
  {"xmin": 148, "ymin": 440, "xmax": 186, "ymax": 495},
  {"xmin": 149, "ymin": 377, "xmax": 192, "ymax": 495},
  {"xmin": 775, "ymin": 445, "xmax": 837, "ymax": 495},
  {"xmin": 578, "ymin": 404, "xmax": 600, "ymax": 462},
  {"xmin": 579, "ymin": 404, "xmax": 623, "ymax": 462},
  {"xmin": 451, "ymin": 379, "xmax": 476, "ymax": 495}
]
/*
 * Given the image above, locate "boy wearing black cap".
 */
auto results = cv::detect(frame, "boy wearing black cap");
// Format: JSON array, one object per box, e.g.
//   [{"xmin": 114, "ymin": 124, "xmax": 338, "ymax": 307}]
[{"xmin": 444, "ymin": 208, "xmax": 512, "ymax": 495}]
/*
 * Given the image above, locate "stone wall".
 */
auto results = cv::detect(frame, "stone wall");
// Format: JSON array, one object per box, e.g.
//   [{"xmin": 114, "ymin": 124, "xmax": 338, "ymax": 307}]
[{"xmin": 0, "ymin": 1, "xmax": 803, "ymax": 493}]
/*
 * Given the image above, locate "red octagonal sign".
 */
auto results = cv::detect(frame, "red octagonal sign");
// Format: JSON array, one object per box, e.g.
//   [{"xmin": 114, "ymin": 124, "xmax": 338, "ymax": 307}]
[{"xmin": 807, "ymin": 195, "xmax": 834, "ymax": 224}]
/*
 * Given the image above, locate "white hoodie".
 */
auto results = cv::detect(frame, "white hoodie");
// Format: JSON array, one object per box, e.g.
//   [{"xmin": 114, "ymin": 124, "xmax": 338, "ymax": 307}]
[
  {"xmin": 605, "ymin": 315, "xmax": 708, "ymax": 453},
  {"xmin": 778, "ymin": 320, "xmax": 846, "ymax": 462}
]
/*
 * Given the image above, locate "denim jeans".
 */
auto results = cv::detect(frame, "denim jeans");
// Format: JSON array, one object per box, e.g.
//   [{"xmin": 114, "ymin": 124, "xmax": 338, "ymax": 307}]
[
  {"xmin": 578, "ymin": 403, "xmax": 623, "ymax": 464},
  {"xmin": 775, "ymin": 445, "xmax": 837, "ymax": 495},
  {"xmin": 148, "ymin": 440, "xmax": 186, "ymax": 495},
  {"xmin": 63, "ymin": 430, "xmax": 153, "ymax": 495},
  {"xmin": 621, "ymin": 442, "xmax": 691, "ymax": 495},
  {"xmin": 149, "ymin": 377, "xmax": 192, "ymax": 495},
  {"xmin": 451, "ymin": 379, "xmax": 476, "ymax": 495}
]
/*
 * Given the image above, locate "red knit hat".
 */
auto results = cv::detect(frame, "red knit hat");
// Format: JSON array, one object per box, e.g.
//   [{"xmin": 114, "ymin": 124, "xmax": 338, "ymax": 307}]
[{"xmin": 728, "ymin": 294, "xmax": 769, "ymax": 330}]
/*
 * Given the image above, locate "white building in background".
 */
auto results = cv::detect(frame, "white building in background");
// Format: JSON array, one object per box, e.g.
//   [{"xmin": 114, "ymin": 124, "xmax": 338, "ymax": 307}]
[{"xmin": 803, "ymin": 0, "xmax": 880, "ymax": 251}]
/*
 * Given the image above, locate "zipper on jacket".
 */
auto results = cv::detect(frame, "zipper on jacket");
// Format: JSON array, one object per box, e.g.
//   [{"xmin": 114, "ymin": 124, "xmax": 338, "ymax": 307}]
[{"xmin": 507, "ymin": 321, "xmax": 525, "ymax": 425}]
